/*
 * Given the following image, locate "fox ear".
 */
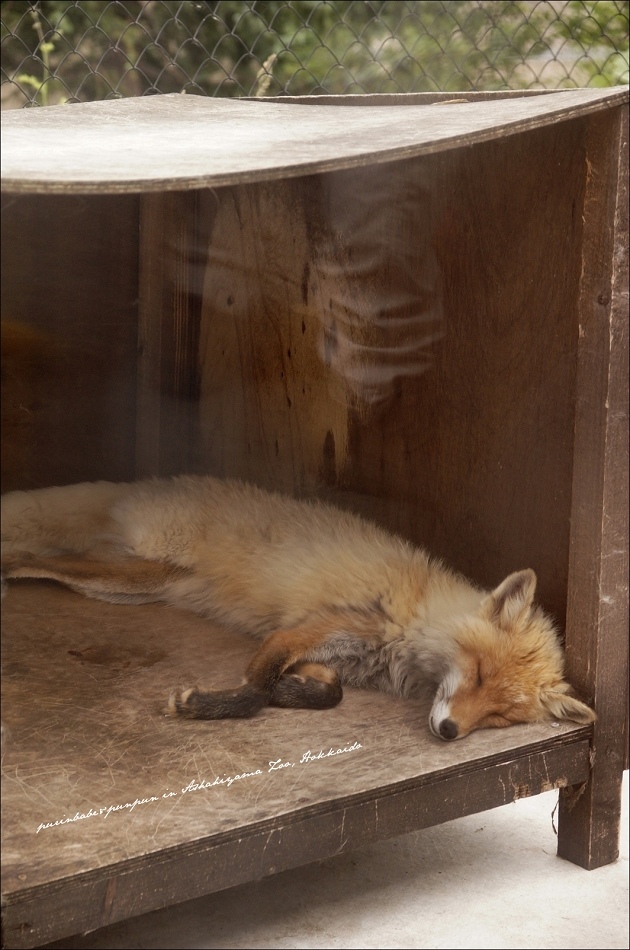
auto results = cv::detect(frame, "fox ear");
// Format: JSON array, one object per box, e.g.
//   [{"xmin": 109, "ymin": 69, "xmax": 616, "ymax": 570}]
[
  {"xmin": 541, "ymin": 690, "xmax": 596, "ymax": 725},
  {"xmin": 483, "ymin": 569, "xmax": 537, "ymax": 629}
]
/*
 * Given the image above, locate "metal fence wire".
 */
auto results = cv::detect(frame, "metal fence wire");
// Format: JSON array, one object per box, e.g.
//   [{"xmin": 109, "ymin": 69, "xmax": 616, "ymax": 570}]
[{"xmin": 1, "ymin": 1, "xmax": 628, "ymax": 109}]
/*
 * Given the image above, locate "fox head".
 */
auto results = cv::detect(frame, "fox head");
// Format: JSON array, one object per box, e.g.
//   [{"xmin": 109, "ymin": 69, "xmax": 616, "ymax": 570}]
[{"xmin": 429, "ymin": 569, "xmax": 596, "ymax": 741}]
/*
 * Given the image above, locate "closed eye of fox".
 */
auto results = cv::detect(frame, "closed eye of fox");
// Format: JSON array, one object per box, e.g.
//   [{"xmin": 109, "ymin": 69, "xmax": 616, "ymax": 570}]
[{"xmin": 0, "ymin": 475, "xmax": 595, "ymax": 740}]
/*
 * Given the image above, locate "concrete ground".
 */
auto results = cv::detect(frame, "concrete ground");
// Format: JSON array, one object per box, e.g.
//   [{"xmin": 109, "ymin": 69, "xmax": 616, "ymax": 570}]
[{"xmin": 47, "ymin": 771, "xmax": 628, "ymax": 950}]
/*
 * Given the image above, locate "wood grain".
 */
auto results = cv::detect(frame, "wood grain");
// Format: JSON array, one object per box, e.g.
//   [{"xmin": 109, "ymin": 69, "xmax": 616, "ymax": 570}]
[
  {"xmin": 136, "ymin": 190, "xmax": 214, "ymax": 477},
  {"xmin": 1, "ymin": 88, "xmax": 627, "ymax": 194},
  {"xmin": 252, "ymin": 89, "xmax": 560, "ymax": 104},
  {"xmin": 1, "ymin": 583, "xmax": 591, "ymax": 948},
  {"xmin": 0, "ymin": 194, "xmax": 139, "ymax": 490},
  {"xmin": 190, "ymin": 119, "xmax": 585, "ymax": 624},
  {"xmin": 557, "ymin": 106, "xmax": 629, "ymax": 870}
]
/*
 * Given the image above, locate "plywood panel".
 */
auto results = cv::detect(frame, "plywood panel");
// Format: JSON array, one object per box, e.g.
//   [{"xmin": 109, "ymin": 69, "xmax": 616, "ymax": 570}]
[
  {"xmin": 0, "ymin": 194, "xmax": 140, "ymax": 490},
  {"xmin": 136, "ymin": 190, "xmax": 215, "ymax": 477},
  {"xmin": 2, "ymin": 88, "xmax": 626, "ymax": 194},
  {"xmin": 1, "ymin": 582, "xmax": 590, "ymax": 947},
  {"xmin": 192, "ymin": 119, "xmax": 585, "ymax": 625},
  {"xmin": 195, "ymin": 159, "xmax": 442, "ymax": 497}
]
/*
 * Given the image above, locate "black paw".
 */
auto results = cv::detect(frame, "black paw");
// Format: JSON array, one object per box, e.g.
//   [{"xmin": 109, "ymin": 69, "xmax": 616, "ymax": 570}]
[
  {"xmin": 270, "ymin": 672, "xmax": 343, "ymax": 710},
  {"xmin": 168, "ymin": 683, "xmax": 268, "ymax": 720}
]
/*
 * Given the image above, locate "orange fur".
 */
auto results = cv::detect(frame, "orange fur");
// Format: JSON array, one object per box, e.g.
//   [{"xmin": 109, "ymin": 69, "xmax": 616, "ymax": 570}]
[{"xmin": 1, "ymin": 475, "xmax": 596, "ymax": 739}]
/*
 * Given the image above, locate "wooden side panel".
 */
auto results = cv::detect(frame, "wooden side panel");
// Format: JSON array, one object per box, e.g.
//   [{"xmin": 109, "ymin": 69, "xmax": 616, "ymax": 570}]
[
  {"xmin": 0, "ymin": 194, "xmax": 140, "ymax": 490},
  {"xmin": 557, "ymin": 106, "xmax": 629, "ymax": 870},
  {"xmin": 193, "ymin": 120, "xmax": 585, "ymax": 623}
]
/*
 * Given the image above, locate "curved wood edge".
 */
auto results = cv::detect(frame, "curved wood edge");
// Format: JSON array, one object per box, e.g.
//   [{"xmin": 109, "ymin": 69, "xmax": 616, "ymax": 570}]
[{"xmin": 1, "ymin": 87, "xmax": 627, "ymax": 196}]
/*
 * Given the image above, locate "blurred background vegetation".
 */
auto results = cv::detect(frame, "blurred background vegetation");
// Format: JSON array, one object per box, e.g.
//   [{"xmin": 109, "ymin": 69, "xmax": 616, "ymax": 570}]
[{"xmin": 1, "ymin": 0, "xmax": 628, "ymax": 108}]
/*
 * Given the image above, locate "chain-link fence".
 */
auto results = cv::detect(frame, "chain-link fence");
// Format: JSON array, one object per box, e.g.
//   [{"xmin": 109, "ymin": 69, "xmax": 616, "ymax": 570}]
[{"xmin": 1, "ymin": 1, "xmax": 628, "ymax": 109}]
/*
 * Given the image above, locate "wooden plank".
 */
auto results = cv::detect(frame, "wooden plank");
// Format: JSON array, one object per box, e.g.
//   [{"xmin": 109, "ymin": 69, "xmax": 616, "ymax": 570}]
[
  {"xmin": 1, "ymin": 88, "xmax": 627, "ymax": 195},
  {"xmin": 557, "ymin": 105, "xmax": 629, "ymax": 870},
  {"xmin": 254, "ymin": 90, "xmax": 560, "ymax": 104},
  {"xmin": 2, "ymin": 742, "xmax": 589, "ymax": 950},
  {"xmin": 195, "ymin": 172, "xmax": 359, "ymax": 495},
  {"xmin": 1, "ymin": 582, "xmax": 591, "ymax": 949},
  {"xmin": 0, "ymin": 194, "xmax": 140, "ymax": 490},
  {"xmin": 136, "ymin": 190, "xmax": 215, "ymax": 477},
  {"xmin": 194, "ymin": 118, "xmax": 585, "ymax": 623}
]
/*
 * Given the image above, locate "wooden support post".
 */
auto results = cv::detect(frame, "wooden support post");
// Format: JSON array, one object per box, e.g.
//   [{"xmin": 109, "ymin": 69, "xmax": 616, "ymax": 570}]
[{"xmin": 558, "ymin": 106, "xmax": 629, "ymax": 870}]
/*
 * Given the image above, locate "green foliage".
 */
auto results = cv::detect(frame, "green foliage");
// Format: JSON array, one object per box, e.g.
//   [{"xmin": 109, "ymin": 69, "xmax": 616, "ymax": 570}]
[
  {"xmin": 1, "ymin": 0, "xmax": 627, "ymax": 108},
  {"xmin": 550, "ymin": 0, "xmax": 630, "ymax": 86}
]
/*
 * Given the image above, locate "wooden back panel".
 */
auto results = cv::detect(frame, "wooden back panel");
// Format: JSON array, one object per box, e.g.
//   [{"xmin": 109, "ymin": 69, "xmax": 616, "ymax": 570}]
[
  {"xmin": 2, "ymin": 117, "xmax": 586, "ymax": 626},
  {"xmin": 140, "ymin": 119, "xmax": 584, "ymax": 622}
]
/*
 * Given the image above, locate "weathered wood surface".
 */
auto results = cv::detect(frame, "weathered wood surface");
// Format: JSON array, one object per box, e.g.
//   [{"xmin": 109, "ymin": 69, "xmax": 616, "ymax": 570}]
[
  {"xmin": 136, "ymin": 190, "xmax": 211, "ymax": 477},
  {"xmin": 179, "ymin": 119, "xmax": 584, "ymax": 624},
  {"xmin": 253, "ymin": 89, "xmax": 560, "ymax": 104},
  {"xmin": 557, "ymin": 107, "xmax": 629, "ymax": 869},
  {"xmin": 1, "ymin": 194, "xmax": 139, "ymax": 491},
  {"xmin": 1, "ymin": 87, "xmax": 627, "ymax": 194},
  {"xmin": 1, "ymin": 582, "xmax": 591, "ymax": 948}
]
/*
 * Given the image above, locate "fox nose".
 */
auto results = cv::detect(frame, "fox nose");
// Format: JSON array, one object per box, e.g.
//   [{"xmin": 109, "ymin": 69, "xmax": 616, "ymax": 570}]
[{"xmin": 439, "ymin": 719, "xmax": 458, "ymax": 740}]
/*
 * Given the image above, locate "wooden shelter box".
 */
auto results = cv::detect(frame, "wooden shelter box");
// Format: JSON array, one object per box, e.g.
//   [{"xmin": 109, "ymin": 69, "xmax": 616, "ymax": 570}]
[{"xmin": 1, "ymin": 87, "xmax": 628, "ymax": 948}]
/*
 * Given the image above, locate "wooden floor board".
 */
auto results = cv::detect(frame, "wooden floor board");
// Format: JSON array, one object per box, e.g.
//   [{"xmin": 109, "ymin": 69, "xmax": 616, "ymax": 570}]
[{"xmin": 1, "ymin": 583, "xmax": 591, "ymax": 948}]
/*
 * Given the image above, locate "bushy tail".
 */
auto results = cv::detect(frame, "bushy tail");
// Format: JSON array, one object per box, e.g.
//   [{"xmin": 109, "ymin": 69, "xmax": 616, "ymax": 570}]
[{"xmin": 1, "ymin": 480, "xmax": 130, "ymax": 560}]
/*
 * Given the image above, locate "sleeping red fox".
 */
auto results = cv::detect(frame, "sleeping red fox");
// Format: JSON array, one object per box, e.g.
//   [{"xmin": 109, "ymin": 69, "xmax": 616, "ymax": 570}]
[{"xmin": 1, "ymin": 475, "xmax": 595, "ymax": 740}]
